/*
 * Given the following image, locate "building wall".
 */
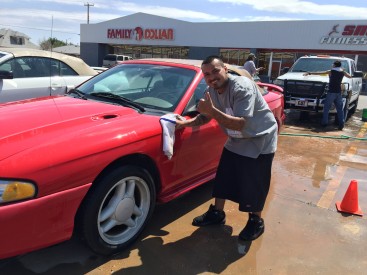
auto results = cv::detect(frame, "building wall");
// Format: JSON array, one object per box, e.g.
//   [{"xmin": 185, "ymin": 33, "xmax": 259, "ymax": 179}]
[
  {"xmin": 80, "ymin": 13, "xmax": 367, "ymax": 52},
  {"xmin": 79, "ymin": 13, "xmax": 367, "ymax": 82},
  {"xmin": 188, "ymin": 47, "xmax": 219, "ymax": 60},
  {"xmin": 80, "ymin": 42, "xmax": 109, "ymax": 67}
]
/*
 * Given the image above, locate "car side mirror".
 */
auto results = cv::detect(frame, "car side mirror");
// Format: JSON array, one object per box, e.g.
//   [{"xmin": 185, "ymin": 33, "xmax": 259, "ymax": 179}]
[
  {"xmin": 353, "ymin": 71, "xmax": 363, "ymax": 78},
  {"xmin": 182, "ymin": 96, "xmax": 200, "ymax": 117},
  {"xmin": 0, "ymin": 70, "xmax": 13, "ymax": 79}
]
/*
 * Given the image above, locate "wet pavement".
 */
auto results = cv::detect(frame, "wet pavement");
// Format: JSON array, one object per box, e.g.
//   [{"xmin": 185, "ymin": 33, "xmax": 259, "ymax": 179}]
[{"xmin": 1, "ymin": 97, "xmax": 367, "ymax": 274}]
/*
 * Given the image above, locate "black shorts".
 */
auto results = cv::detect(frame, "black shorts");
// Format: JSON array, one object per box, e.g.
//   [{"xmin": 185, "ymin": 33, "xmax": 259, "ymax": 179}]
[{"xmin": 213, "ymin": 148, "xmax": 274, "ymax": 212}]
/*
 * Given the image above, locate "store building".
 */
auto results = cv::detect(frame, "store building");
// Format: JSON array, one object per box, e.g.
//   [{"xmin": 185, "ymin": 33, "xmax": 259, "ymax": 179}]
[{"xmin": 80, "ymin": 13, "xmax": 367, "ymax": 85}]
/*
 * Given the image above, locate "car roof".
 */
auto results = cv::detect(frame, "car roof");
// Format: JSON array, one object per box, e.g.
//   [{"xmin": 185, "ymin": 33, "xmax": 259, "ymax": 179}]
[
  {"xmin": 127, "ymin": 58, "xmax": 251, "ymax": 77},
  {"xmin": 299, "ymin": 55, "xmax": 353, "ymax": 61},
  {"xmin": 0, "ymin": 47, "xmax": 97, "ymax": 76},
  {"xmin": 138, "ymin": 58, "xmax": 203, "ymax": 67}
]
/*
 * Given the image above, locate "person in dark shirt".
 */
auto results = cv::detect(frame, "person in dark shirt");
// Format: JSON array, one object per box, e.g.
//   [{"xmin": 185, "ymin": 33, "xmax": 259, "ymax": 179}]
[{"xmin": 304, "ymin": 60, "xmax": 351, "ymax": 130}]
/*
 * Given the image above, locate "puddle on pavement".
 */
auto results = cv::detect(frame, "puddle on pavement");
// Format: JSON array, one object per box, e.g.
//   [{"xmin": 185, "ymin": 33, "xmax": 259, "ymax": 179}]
[{"xmin": 272, "ymin": 120, "xmax": 367, "ymax": 211}]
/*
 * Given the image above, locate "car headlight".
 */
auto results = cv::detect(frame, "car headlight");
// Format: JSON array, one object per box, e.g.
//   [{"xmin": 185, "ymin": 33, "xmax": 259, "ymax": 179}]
[
  {"xmin": 273, "ymin": 79, "xmax": 284, "ymax": 87},
  {"xmin": 0, "ymin": 180, "xmax": 36, "ymax": 204}
]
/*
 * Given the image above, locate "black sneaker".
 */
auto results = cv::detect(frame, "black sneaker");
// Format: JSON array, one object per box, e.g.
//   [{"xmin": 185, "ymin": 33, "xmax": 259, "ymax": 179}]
[
  {"xmin": 238, "ymin": 213, "xmax": 264, "ymax": 241},
  {"xmin": 192, "ymin": 204, "xmax": 226, "ymax": 226}
]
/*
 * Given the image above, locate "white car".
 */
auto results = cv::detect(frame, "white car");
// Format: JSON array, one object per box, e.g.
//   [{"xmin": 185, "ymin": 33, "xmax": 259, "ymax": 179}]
[
  {"xmin": 91, "ymin": 66, "xmax": 108, "ymax": 73},
  {"xmin": 274, "ymin": 55, "xmax": 363, "ymax": 120},
  {"xmin": 0, "ymin": 48, "xmax": 97, "ymax": 103},
  {"xmin": 102, "ymin": 54, "xmax": 133, "ymax": 68}
]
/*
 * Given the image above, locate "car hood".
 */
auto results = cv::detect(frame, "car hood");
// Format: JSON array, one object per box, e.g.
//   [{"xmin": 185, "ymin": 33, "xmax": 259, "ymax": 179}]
[
  {"xmin": 0, "ymin": 96, "xmax": 160, "ymax": 162},
  {"xmin": 277, "ymin": 72, "xmax": 329, "ymax": 82}
]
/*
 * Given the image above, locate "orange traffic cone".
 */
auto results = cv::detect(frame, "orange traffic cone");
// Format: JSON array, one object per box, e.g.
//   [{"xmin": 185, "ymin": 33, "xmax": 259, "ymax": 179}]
[{"xmin": 336, "ymin": 180, "xmax": 363, "ymax": 216}]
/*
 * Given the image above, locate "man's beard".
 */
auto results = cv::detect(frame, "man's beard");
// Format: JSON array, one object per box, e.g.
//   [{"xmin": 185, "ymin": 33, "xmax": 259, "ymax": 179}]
[{"xmin": 210, "ymin": 78, "xmax": 228, "ymax": 91}]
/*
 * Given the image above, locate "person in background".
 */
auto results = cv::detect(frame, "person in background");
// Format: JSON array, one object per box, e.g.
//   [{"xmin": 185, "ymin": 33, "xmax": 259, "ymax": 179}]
[
  {"xmin": 243, "ymin": 53, "xmax": 264, "ymax": 77},
  {"xmin": 303, "ymin": 60, "xmax": 351, "ymax": 130},
  {"xmin": 176, "ymin": 55, "xmax": 278, "ymax": 241}
]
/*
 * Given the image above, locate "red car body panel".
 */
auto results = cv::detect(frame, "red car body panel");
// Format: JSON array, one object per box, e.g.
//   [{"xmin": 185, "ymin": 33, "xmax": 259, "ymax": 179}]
[
  {"xmin": 0, "ymin": 184, "xmax": 91, "ymax": 259},
  {"xmin": 0, "ymin": 60, "xmax": 285, "ymax": 259}
]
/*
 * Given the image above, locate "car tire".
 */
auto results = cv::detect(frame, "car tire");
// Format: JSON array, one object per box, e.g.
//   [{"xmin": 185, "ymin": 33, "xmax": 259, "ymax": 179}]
[
  {"xmin": 350, "ymin": 96, "xmax": 359, "ymax": 115},
  {"xmin": 343, "ymin": 97, "xmax": 350, "ymax": 121},
  {"xmin": 299, "ymin": 111, "xmax": 309, "ymax": 121},
  {"xmin": 77, "ymin": 165, "xmax": 156, "ymax": 256}
]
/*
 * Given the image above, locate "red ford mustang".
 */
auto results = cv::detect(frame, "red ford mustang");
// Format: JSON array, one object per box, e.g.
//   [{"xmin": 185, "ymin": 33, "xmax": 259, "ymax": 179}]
[{"xmin": 0, "ymin": 59, "xmax": 285, "ymax": 259}]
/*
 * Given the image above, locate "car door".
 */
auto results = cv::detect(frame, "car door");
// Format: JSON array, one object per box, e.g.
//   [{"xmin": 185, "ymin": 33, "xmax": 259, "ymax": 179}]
[
  {"xmin": 0, "ymin": 57, "xmax": 66, "ymax": 103},
  {"xmin": 350, "ymin": 61, "xmax": 362, "ymax": 98},
  {"xmin": 163, "ymin": 78, "xmax": 226, "ymax": 192}
]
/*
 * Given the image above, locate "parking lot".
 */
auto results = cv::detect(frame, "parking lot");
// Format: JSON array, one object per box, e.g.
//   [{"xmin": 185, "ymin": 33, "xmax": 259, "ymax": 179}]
[{"xmin": 1, "ymin": 96, "xmax": 367, "ymax": 275}]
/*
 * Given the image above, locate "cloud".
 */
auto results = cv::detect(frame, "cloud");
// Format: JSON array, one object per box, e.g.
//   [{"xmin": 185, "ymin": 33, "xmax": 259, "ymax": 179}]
[
  {"xmin": 208, "ymin": 0, "xmax": 367, "ymax": 19},
  {"xmin": 2, "ymin": 0, "xmax": 366, "ymax": 45},
  {"xmin": 28, "ymin": 0, "xmax": 87, "ymax": 5},
  {"xmin": 19, "ymin": 0, "xmax": 220, "ymax": 21}
]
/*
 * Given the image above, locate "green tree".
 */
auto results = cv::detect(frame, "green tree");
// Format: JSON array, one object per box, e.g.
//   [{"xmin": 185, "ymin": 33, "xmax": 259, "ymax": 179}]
[{"xmin": 39, "ymin": 37, "xmax": 67, "ymax": 50}]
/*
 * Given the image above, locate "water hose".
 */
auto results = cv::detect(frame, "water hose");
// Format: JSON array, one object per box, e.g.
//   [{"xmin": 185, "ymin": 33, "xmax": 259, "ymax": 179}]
[{"xmin": 280, "ymin": 132, "xmax": 367, "ymax": 141}]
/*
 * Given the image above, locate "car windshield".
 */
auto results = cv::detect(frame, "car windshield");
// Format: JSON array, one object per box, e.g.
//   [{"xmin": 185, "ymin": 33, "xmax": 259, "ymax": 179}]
[
  {"xmin": 290, "ymin": 58, "xmax": 350, "ymax": 73},
  {"xmin": 77, "ymin": 63, "xmax": 197, "ymax": 112}
]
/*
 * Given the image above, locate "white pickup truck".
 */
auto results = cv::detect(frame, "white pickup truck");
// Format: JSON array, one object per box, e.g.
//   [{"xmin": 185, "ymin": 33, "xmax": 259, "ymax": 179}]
[{"xmin": 273, "ymin": 55, "xmax": 363, "ymax": 120}]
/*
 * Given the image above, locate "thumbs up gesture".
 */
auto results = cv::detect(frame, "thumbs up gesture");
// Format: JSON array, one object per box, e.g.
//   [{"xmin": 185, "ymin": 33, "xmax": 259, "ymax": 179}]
[{"xmin": 197, "ymin": 92, "xmax": 214, "ymax": 116}]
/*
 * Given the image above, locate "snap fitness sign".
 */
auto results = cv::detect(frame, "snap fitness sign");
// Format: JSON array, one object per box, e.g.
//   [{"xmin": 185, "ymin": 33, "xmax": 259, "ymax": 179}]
[
  {"xmin": 107, "ymin": 27, "xmax": 174, "ymax": 41},
  {"xmin": 320, "ymin": 24, "xmax": 367, "ymax": 45}
]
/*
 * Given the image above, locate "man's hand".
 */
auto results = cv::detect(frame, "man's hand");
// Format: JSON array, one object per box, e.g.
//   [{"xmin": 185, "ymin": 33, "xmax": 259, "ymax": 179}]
[
  {"xmin": 175, "ymin": 114, "xmax": 187, "ymax": 129},
  {"xmin": 197, "ymin": 92, "xmax": 215, "ymax": 116},
  {"xmin": 175, "ymin": 114, "xmax": 210, "ymax": 129},
  {"xmin": 175, "ymin": 119, "xmax": 187, "ymax": 129}
]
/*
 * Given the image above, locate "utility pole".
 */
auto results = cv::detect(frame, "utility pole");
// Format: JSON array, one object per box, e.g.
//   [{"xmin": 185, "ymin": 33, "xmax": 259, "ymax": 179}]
[{"xmin": 84, "ymin": 2, "xmax": 94, "ymax": 24}]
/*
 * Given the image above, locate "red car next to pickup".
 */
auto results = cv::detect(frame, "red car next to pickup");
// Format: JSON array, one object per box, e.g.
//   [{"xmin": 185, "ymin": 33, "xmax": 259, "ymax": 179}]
[{"xmin": 0, "ymin": 59, "xmax": 285, "ymax": 259}]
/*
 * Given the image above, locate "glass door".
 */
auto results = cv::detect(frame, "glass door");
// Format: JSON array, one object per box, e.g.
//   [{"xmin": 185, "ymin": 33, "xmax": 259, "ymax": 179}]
[{"xmin": 270, "ymin": 60, "xmax": 282, "ymax": 81}]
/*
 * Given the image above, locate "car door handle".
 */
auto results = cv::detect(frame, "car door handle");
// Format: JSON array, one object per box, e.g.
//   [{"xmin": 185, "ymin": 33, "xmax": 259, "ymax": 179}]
[{"xmin": 51, "ymin": 83, "xmax": 63, "ymax": 88}]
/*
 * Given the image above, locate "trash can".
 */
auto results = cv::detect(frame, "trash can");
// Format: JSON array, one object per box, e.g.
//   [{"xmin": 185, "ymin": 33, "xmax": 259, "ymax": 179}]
[{"xmin": 362, "ymin": 108, "xmax": 367, "ymax": 122}]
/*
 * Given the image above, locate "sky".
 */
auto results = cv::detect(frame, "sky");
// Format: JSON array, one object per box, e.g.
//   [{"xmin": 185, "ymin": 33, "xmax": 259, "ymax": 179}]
[{"xmin": 1, "ymin": 0, "xmax": 367, "ymax": 46}]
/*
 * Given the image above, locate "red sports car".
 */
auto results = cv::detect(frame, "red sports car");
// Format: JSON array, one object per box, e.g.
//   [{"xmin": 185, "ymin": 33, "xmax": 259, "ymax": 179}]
[{"xmin": 0, "ymin": 59, "xmax": 285, "ymax": 259}]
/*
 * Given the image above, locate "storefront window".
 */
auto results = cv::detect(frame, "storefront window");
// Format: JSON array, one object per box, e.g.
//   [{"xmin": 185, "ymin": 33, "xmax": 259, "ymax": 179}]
[
  {"xmin": 107, "ymin": 45, "xmax": 366, "ymax": 89},
  {"xmin": 256, "ymin": 52, "xmax": 296, "ymax": 81},
  {"xmin": 161, "ymin": 47, "xmax": 170, "ymax": 58},
  {"xmin": 109, "ymin": 45, "xmax": 189, "ymax": 59},
  {"xmin": 153, "ymin": 47, "xmax": 162, "ymax": 58},
  {"xmin": 220, "ymin": 49, "xmax": 248, "ymax": 66}
]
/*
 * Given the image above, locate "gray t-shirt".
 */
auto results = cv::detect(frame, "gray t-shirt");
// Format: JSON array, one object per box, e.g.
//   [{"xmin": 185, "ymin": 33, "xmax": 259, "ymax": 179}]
[
  {"xmin": 208, "ymin": 74, "xmax": 278, "ymax": 158},
  {"xmin": 243, "ymin": 60, "xmax": 256, "ymax": 76}
]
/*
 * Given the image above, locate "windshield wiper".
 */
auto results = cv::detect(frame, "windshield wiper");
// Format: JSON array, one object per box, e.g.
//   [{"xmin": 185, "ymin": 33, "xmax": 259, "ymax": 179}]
[
  {"xmin": 291, "ymin": 70, "xmax": 308, "ymax": 73},
  {"xmin": 66, "ymin": 88, "xmax": 87, "ymax": 100},
  {"xmin": 90, "ymin": 92, "xmax": 145, "ymax": 112}
]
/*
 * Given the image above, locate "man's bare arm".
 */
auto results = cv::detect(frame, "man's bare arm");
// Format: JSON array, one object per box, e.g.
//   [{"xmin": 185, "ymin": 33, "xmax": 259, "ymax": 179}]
[
  {"xmin": 343, "ymin": 71, "xmax": 352, "ymax": 78},
  {"xmin": 304, "ymin": 70, "xmax": 330, "ymax": 76},
  {"xmin": 209, "ymin": 107, "xmax": 245, "ymax": 131},
  {"xmin": 176, "ymin": 114, "xmax": 211, "ymax": 128},
  {"xmin": 198, "ymin": 92, "xmax": 245, "ymax": 131}
]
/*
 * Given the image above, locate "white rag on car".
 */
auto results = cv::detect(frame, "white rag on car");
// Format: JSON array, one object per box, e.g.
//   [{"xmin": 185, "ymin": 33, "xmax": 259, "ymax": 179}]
[{"xmin": 159, "ymin": 114, "xmax": 185, "ymax": 159}]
